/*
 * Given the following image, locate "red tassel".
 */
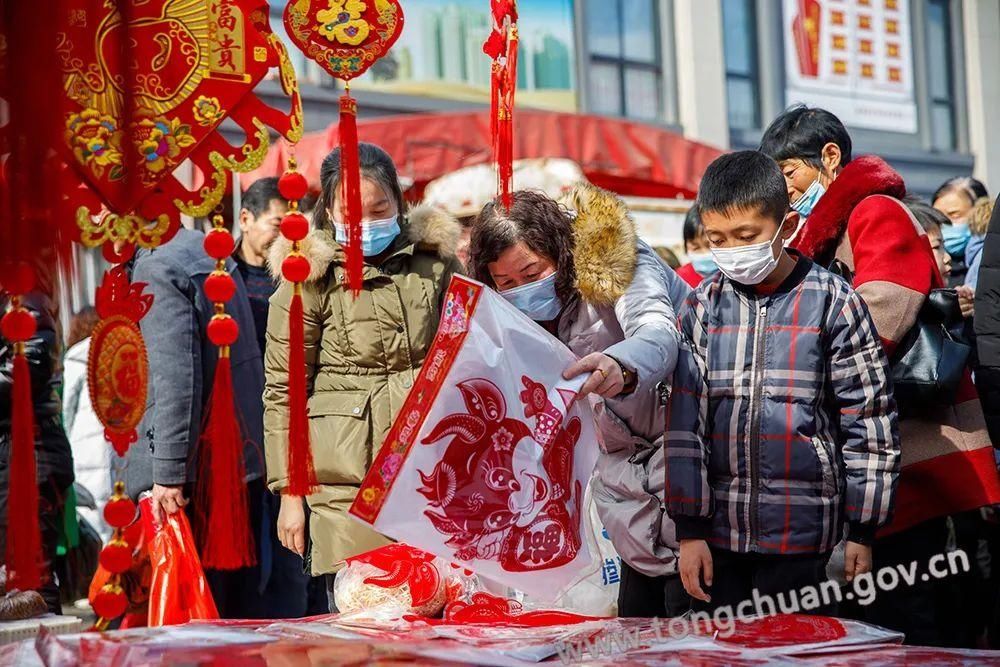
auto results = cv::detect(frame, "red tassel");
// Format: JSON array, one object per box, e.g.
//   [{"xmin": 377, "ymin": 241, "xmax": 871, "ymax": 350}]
[
  {"xmin": 6, "ymin": 354, "xmax": 41, "ymax": 591},
  {"xmin": 195, "ymin": 355, "xmax": 255, "ymax": 570},
  {"xmin": 286, "ymin": 289, "xmax": 317, "ymax": 496},
  {"xmin": 490, "ymin": 63, "xmax": 500, "ymax": 153},
  {"xmin": 498, "ymin": 34, "xmax": 518, "ymax": 211},
  {"xmin": 339, "ymin": 93, "xmax": 364, "ymax": 296}
]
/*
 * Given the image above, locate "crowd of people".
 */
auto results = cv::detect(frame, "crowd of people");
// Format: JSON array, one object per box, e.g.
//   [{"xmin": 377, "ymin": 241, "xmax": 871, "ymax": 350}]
[{"xmin": 2, "ymin": 104, "xmax": 1000, "ymax": 649}]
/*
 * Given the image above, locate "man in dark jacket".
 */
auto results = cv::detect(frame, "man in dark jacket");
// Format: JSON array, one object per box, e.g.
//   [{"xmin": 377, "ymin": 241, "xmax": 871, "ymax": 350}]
[
  {"xmin": 127, "ymin": 228, "xmax": 266, "ymax": 618},
  {"xmin": 975, "ymin": 195, "xmax": 1000, "ymax": 445},
  {"xmin": 0, "ymin": 291, "xmax": 73, "ymax": 613}
]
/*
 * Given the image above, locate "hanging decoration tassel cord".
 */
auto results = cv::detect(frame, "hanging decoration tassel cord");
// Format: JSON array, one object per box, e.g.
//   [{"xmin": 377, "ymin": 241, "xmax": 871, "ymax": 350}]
[
  {"xmin": 4, "ymin": 307, "xmax": 42, "ymax": 590},
  {"xmin": 278, "ymin": 161, "xmax": 318, "ymax": 496},
  {"xmin": 339, "ymin": 91, "xmax": 364, "ymax": 296},
  {"xmin": 197, "ymin": 216, "xmax": 255, "ymax": 569}
]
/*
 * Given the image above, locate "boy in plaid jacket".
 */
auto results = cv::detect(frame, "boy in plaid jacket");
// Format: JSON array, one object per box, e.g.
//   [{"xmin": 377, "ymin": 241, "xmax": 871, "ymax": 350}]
[{"xmin": 666, "ymin": 151, "xmax": 900, "ymax": 611}]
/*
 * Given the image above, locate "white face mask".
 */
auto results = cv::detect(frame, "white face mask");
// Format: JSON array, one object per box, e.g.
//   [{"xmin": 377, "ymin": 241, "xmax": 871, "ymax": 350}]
[{"xmin": 709, "ymin": 224, "xmax": 783, "ymax": 286}]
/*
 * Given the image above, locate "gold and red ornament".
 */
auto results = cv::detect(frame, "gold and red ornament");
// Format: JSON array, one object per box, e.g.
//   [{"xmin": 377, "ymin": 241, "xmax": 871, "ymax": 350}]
[
  {"xmin": 60, "ymin": 0, "xmax": 305, "ymax": 262},
  {"xmin": 1, "ymin": 267, "xmax": 42, "ymax": 592},
  {"xmin": 277, "ymin": 159, "xmax": 318, "ymax": 496},
  {"xmin": 92, "ymin": 480, "xmax": 136, "ymax": 630},
  {"xmin": 483, "ymin": 0, "xmax": 519, "ymax": 210},
  {"xmin": 283, "ymin": 0, "xmax": 404, "ymax": 293},
  {"xmin": 195, "ymin": 214, "xmax": 256, "ymax": 569}
]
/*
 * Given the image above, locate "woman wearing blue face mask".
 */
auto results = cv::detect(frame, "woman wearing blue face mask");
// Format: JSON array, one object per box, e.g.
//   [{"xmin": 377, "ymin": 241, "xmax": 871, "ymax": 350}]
[
  {"xmin": 264, "ymin": 143, "xmax": 464, "ymax": 607},
  {"xmin": 469, "ymin": 186, "xmax": 692, "ymax": 619},
  {"xmin": 932, "ymin": 177, "xmax": 990, "ymax": 289}
]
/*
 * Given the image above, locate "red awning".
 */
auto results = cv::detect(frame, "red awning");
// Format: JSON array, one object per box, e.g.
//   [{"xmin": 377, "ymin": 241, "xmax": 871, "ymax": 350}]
[{"xmin": 242, "ymin": 109, "xmax": 723, "ymax": 200}]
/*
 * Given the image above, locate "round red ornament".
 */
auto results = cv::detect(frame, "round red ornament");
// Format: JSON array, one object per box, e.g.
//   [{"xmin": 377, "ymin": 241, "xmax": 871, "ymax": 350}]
[
  {"xmin": 104, "ymin": 496, "xmax": 137, "ymax": 529},
  {"xmin": 207, "ymin": 315, "xmax": 239, "ymax": 347},
  {"xmin": 204, "ymin": 229, "xmax": 235, "ymax": 260},
  {"xmin": 99, "ymin": 540, "xmax": 133, "ymax": 574},
  {"xmin": 282, "ymin": 255, "xmax": 311, "ymax": 283},
  {"xmin": 204, "ymin": 272, "xmax": 237, "ymax": 304},
  {"xmin": 280, "ymin": 212, "xmax": 309, "ymax": 242},
  {"xmin": 278, "ymin": 172, "xmax": 308, "ymax": 202},
  {"xmin": 92, "ymin": 585, "xmax": 128, "ymax": 620},
  {"xmin": 1, "ymin": 308, "xmax": 36, "ymax": 342}
]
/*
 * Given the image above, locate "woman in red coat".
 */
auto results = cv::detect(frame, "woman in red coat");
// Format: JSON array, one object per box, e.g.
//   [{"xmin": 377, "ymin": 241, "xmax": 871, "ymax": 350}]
[{"xmin": 675, "ymin": 206, "xmax": 717, "ymax": 288}]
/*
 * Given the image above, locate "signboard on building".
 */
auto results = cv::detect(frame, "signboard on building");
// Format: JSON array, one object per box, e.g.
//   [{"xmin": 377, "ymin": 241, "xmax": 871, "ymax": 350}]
[
  {"xmin": 349, "ymin": 0, "xmax": 578, "ymax": 112},
  {"xmin": 783, "ymin": 0, "xmax": 917, "ymax": 133}
]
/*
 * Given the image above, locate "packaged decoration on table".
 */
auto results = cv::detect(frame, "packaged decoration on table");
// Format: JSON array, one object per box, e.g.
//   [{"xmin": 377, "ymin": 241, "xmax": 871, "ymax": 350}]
[
  {"xmin": 350, "ymin": 277, "xmax": 600, "ymax": 602},
  {"xmin": 333, "ymin": 544, "xmax": 449, "ymax": 617}
]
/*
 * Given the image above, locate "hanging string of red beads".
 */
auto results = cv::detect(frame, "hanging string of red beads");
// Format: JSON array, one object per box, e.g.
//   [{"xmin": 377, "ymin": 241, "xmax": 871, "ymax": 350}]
[{"xmin": 277, "ymin": 157, "xmax": 318, "ymax": 497}]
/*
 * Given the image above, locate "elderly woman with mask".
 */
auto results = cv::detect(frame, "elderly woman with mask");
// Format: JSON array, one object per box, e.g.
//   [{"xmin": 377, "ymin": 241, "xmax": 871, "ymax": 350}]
[{"xmin": 468, "ymin": 185, "xmax": 691, "ymax": 617}]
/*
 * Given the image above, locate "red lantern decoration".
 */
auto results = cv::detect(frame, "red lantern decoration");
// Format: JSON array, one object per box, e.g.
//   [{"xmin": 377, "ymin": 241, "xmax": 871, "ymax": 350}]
[
  {"xmin": 484, "ymin": 1, "xmax": 519, "ymax": 211},
  {"xmin": 98, "ymin": 539, "xmax": 133, "ymax": 575},
  {"xmin": 104, "ymin": 494, "xmax": 137, "ymax": 530},
  {"xmin": 92, "ymin": 584, "xmax": 128, "ymax": 621}
]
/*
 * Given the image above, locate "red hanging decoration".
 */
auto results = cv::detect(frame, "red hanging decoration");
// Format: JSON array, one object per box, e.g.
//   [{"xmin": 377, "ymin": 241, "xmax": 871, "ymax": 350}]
[
  {"xmin": 483, "ymin": 0, "xmax": 519, "ymax": 211},
  {"xmin": 3, "ymin": 294, "xmax": 41, "ymax": 591},
  {"xmin": 282, "ymin": 0, "xmax": 404, "ymax": 294},
  {"xmin": 339, "ymin": 93, "xmax": 364, "ymax": 296},
  {"xmin": 278, "ymin": 162, "xmax": 318, "ymax": 496},
  {"xmin": 195, "ymin": 215, "xmax": 255, "ymax": 570}
]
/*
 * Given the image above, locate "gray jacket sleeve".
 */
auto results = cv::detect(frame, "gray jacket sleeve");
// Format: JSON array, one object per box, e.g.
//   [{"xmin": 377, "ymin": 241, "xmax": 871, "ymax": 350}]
[
  {"xmin": 604, "ymin": 243, "xmax": 681, "ymax": 409},
  {"xmin": 132, "ymin": 255, "xmax": 203, "ymax": 486}
]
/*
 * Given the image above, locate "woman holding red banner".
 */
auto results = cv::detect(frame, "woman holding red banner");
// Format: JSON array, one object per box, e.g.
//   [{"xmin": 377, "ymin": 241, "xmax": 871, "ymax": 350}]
[
  {"xmin": 263, "ymin": 143, "xmax": 463, "ymax": 607},
  {"xmin": 469, "ymin": 184, "xmax": 692, "ymax": 617}
]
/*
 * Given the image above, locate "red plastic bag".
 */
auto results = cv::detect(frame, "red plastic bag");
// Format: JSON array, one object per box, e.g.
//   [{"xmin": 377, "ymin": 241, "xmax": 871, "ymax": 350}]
[{"xmin": 142, "ymin": 496, "xmax": 219, "ymax": 626}]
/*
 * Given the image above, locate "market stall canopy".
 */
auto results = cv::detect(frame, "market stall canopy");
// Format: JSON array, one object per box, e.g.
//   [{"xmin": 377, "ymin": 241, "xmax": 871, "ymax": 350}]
[
  {"xmin": 241, "ymin": 110, "xmax": 723, "ymax": 201},
  {"xmin": 423, "ymin": 159, "xmax": 586, "ymax": 218}
]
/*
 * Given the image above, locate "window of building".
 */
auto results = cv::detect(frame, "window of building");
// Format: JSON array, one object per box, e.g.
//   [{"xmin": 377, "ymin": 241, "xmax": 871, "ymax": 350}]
[
  {"xmin": 925, "ymin": 0, "xmax": 956, "ymax": 151},
  {"xmin": 585, "ymin": 0, "xmax": 662, "ymax": 122},
  {"xmin": 721, "ymin": 0, "xmax": 761, "ymax": 131}
]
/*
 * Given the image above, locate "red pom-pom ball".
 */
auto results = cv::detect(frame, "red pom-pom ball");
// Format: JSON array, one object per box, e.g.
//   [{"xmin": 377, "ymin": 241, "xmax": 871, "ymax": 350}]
[
  {"xmin": 207, "ymin": 315, "xmax": 239, "ymax": 347},
  {"xmin": 204, "ymin": 229, "xmax": 235, "ymax": 260},
  {"xmin": 280, "ymin": 212, "xmax": 310, "ymax": 242},
  {"xmin": 282, "ymin": 255, "xmax": 311, "ymax": 283},
  {"xmin": 99, "ymin": 540, "xmax": 133, "ymax": 574},
  {"xmin": 92, "ymin": 585, "xmax": 128, "ymax": 620},
  {"xmin": 4, "ymin": 263, "xmax": 35, "ymax": 295},
  {"xmin": 104, "ymin": 496, "xmax": 137, "ymax": 529},
  {"xmin": 278, "ymin": 171, "xmax": 308, "ymax": 202},
  {"xmin": 204, "ymin": 273, "xmax": 237, "ymax": 304},
  {"xmin": 1, "ymin": 309, "xmax": 36, "ymax": 343}
]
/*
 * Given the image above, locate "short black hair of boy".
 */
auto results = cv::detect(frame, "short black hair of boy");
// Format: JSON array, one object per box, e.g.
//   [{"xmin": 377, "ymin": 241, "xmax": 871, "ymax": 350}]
[
  {"xmin": 241, "ymin": 177, "xmax": 282, "ymax": 217},
  {"xmin": 682, "ymin": 206, "xmax": 704, "ymax": 247},
  {"xmin": 697, "ymin": 151, "xmax": 789, "ymax": 225},
  {"xmin": 759, "ymin": 105, "xmax": 853, "ymax": 170}
]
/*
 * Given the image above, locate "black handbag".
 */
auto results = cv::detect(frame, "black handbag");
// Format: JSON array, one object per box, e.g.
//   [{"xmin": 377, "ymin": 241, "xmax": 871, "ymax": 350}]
[{"xmin": 829, "ymin": 260, "xmax": 970, "ymax": 415}]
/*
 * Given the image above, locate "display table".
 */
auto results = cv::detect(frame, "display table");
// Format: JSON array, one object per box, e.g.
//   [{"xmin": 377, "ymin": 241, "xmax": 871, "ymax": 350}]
[{"xmin": 3, "ymin": 613, "xmax": 999, "ymax": 666}]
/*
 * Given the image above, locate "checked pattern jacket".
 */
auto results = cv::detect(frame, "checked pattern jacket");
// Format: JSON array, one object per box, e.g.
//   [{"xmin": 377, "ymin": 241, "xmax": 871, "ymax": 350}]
[{"xmin": 664, "ymin": 255, "xmax": 901, "ymax": 554}]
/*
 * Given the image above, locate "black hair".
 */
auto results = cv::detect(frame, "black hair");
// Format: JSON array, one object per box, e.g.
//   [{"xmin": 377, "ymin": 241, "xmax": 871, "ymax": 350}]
[
  {"xmin": 313, "ymin": 143, "xmax": 406, "ymax": 232},
  {"xmin": 470, "ymin": 190, "xmax": 577, "ymax": 303},
  {"xmin": 241, "ymin": 177, "xmax": 282, "ymax": 217},
  {"xmin": 904, "ymin": 196, "xmax": 950, "ymax": 234},
  {"xmin": 759, "ymin": 105, "xmax": 853, "ymax": 169},
  {"xmin": 697, "ymin": 151, "xmax": 789, "ymax": 224},
  {"xmin": 932, "ymin": 177, "xmax": 989, "ymax": 208},
  {"xmin": 682, "ymin": 206, "xmax": 704, "ymax": 248}
]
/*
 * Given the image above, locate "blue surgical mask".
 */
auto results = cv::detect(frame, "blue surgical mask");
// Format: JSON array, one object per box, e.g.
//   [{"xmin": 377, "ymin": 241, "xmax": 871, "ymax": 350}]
[
  {"xmin": 499, "ymin": 272, "xmax": 563, "ymax": 321},
  {"xmin": 941, "ymin": 221, "xmax": 971, "ymax": 259},
  {"xmin": 688, "ymin": 251, "xmax": 719, "ymax": 277},
  {"xmin": 791, "ymin": 179, "xmax": 826, "ymax": 219},
  {"xmin": 334, "ymin": 215, "xmax": 401, "ymax": 257}
]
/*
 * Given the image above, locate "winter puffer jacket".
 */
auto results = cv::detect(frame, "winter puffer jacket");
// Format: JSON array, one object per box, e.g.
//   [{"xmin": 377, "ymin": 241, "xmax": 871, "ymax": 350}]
[
  {"xmin": 556, "ymin": 184, "xmax": 685, "ymax": 577},
  {"xmin": 264, "ymin": 206, "xmax": 463, "ymax": 576},
  {"xmin": 666, "ymin": 255, "xmax": 900, "ymax": 553}
]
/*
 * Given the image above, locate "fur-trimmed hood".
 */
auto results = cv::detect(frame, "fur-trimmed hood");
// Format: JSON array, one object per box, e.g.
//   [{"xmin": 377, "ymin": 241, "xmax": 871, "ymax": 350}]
[
  {"xmin": 268, "ymin": 204, "xmax": 461, "ymax": 282},
  {"xmin": 793, "ymin": 155, "xmax": 905, "ymax": 261},
  {"xmin": 560, "ymin": 182, "xmax": 638, "ymax": 306}
]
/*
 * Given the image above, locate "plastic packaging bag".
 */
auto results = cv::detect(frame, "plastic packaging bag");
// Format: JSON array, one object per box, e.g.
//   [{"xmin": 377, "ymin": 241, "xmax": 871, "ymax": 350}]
[
  {"xmin": 143, "ymin": 495, "xmax": 219, "ymax": 626},
  {"xmin": 333, "ymin": 543, "xmax": 449, "ymax": 617},
  {"xmin": 350, "ymin": 276, "xmax": 600, "ymax": 602}
]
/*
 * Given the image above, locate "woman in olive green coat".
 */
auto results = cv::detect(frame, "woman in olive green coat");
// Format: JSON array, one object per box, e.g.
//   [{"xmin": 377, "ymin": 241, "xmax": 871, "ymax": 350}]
[{"xmin": 263, "ymin": 143, "xmax": 462, "ymax": 587}]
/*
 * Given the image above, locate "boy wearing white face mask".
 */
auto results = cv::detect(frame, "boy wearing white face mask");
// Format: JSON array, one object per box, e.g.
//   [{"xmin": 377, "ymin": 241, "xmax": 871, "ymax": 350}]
[{"xmin": 666, "ymin": 151, "xmax": 900, "ymax": 615}]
